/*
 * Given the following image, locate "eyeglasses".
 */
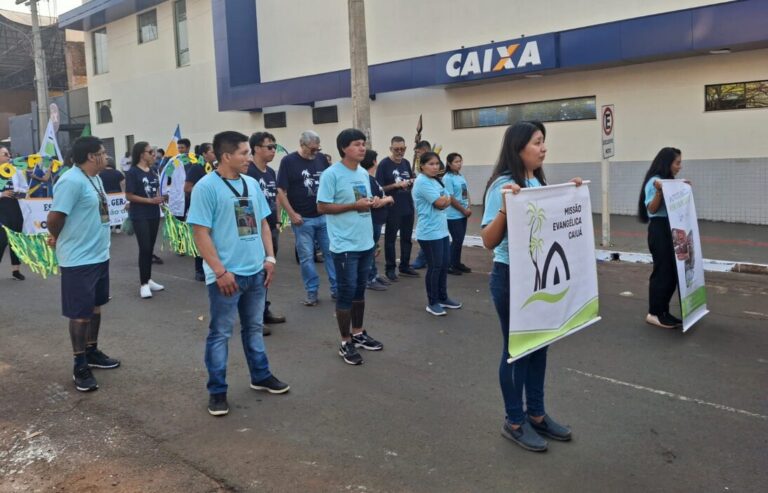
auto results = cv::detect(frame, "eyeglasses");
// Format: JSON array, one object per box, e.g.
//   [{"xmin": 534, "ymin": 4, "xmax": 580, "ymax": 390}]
[
  {"xmin": 391, "ymin": 147, "xmax": 406, "ymax": 153},
  {"xmin": 144, "ymin": 149, "xmax": 155, "ymax": 154},
  {"xmin": 305, "ymin": 146, "xmax": 321, "ymax": 153},
  {"xmin": 257, "ymin": 144, "xmax": 277, "ymax": 151}
]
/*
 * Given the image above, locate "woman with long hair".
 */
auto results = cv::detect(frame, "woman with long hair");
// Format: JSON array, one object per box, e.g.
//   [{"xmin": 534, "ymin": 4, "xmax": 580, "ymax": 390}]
[
  {"xmin": 411, "ymin": 151, "xmax": 462, "ymax": 316},
  {"xmin": 481, "ymin": 121, "xmax": 581, "ymax": 452},
  {"xmin": 125, "ymin": 142, "xmax": 165, "ymax": 299},
  {"xmin": 637, "ymin": 147, "xmax": 683, "ymax": 329},
  {"xmin": 443, "ymin": 152, "xmax": 472, "ymax": 275}
]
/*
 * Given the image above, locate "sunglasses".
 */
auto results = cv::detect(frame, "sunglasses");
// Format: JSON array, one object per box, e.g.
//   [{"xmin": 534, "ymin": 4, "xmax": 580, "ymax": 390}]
[
  {"xmin": 391, "ymin": 147, "xmax": 406, "ymax": 153},
  {"xmin": 257, "ymin": 144, "xmax": 277, "ymax": 151}
]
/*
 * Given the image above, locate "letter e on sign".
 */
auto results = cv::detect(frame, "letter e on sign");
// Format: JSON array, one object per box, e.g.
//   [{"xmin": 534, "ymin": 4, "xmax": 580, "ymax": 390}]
[{"xmin": 601, "ymin": 105, "xmax": 615, "ymax": 159}]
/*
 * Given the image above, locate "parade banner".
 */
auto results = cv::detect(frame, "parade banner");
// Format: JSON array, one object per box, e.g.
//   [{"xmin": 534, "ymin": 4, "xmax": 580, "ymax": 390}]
[
  {"xmin": 504, "ymin": 182, "xmax": 601, "ymax": 362},
  {"xmin": 19, "ymin": 193, "xmax": 128, "ymax": 233},
  {"xmin": 660, "ymin": 180, "xmax": 709, "ymax": 332}
]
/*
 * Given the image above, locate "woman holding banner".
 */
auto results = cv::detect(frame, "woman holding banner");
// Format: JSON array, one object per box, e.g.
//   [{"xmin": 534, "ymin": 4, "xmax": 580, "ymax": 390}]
[
  {"xmin": 126, "ymin": 142, "xmax": 165, "ymax": 299},
  {"xmin": 481, "ymin": 121, "xmax": 579, "ymax": 452},
  {"xmin": 0, "ymin": 146, "xmax": 26, "ymax": 280},
  {"xmin": 637, "ymin": 147, "xmax": 683, "ymax": 329}
]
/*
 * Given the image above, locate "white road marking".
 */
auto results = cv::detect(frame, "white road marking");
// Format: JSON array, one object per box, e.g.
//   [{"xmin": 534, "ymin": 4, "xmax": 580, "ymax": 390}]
[{"xmin": 565, "ymin": 368, "xmax": 767, "ymax": 420}]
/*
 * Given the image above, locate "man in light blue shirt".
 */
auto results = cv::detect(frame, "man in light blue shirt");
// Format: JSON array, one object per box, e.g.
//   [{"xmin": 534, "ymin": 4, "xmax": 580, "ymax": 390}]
[
  {"xmin": 317, "ymin": 128, "xmax": 384, "ymax": 365},
  {"xmin": 47, "ymin": 136, "xmax": 119, "ymax": 393},
  {"xmin": 188, "ymin": 131, "xmax": 289, "ymax": 416}
]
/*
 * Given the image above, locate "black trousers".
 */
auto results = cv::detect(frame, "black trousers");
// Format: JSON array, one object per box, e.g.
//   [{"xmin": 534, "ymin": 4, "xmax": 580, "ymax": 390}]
[
  {"xmin": 133, "ymin": 217, "xmax": 160, "ymax": 285},
  {"xmin": 647, "ymin": 217, "xmax": 678, "ymax": 315},
  {"xmin": 384, "ymin": 212, "xmax": 414, "ymax": 272},
  {"xmin": 0, "ymin": 198, "xmax": 23, "ymax": 266}
]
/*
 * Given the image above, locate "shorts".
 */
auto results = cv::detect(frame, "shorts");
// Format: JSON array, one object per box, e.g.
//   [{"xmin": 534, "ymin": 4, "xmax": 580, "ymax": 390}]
[{"xmin": 60, "ymin": 260, "xmax": 110, "ymax": 319}]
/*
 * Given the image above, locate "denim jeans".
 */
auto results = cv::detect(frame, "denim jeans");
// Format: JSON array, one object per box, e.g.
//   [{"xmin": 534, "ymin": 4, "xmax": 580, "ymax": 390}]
[
  {"xmin": 368, "ymin": 223, "xmax": 384, "ymax": 282},
  {"xmin": 489, "ymin": 262, "xmax": 547, "ymax": 424},
  {"xmin": 292, "ymin": 216, "xmax": 337, "ymax": 295},
  {"xmin": 418, "ymin": 236, "xmax": 450, "ymax": 305},
  {"xmin": 447, "ymin": 217, "xmax": 467, "ymax": 268},
  {"xmin": 332, "ymin": 248, "xmax": 374, "ymax": 310},
  {"xmin": 205, "ymin": 271, "xmax": 271, "ymax": 395},
  {"xmin": 384, "ymin": 212, "xmax": 414, "ymax": 272}
]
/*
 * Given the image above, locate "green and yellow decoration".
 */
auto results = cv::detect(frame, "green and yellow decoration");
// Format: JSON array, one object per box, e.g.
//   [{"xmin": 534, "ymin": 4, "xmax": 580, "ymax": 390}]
[
  {"xmin": 1, "ymin": 226, "xmax": 58, "ymax": 278},
  {"xmin": 0, "ymin": 154, "xmax": 68, "ymax": 190},
  {"xmin": 162, "ymin": 206, "xmax": 199, "ymax": 257}
]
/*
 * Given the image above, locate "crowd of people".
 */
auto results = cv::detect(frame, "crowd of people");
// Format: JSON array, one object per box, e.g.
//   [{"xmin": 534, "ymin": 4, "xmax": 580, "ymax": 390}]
[{"xmin": 0, "ymin": 119, "xmax": 688, "ymax": 453}]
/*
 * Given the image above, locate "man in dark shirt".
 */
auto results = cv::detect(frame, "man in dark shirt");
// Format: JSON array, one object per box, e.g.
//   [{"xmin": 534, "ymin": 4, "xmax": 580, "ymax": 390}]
[
  {"xmin": 247, "ymin": 131, "xmax": 286, "ymax": 327},
  {"xmin": 375, "ymin": 136, "xmax": 420, "ymax": 281},
  {"xmin": 276, "ymin": 130, "xmax": 336, "ymax": 306},
  {"xmin": 99, "ymin": 159, "xmax": 125, "ymax": 194}
]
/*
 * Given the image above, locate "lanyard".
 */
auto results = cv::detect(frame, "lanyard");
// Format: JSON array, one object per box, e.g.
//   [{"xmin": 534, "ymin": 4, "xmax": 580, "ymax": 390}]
[
  {"xmin": 82, "ymin": 167, "xmax": 106, "ymax": 200},
  {"xmin": 215, "ymin": 171, "xmax": 248, "ymax": 202}
]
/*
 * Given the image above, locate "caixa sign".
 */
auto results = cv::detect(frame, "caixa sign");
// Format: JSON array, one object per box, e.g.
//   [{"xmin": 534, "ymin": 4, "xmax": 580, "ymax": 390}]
[{"xmin": 439, "ymin": 34, "xmax": 557, "ymax": 83}]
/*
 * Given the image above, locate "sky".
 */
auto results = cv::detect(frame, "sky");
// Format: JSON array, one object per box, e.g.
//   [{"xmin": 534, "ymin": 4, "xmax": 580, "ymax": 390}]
[{"xmin": 0, "ymin": 0, "xmax": 84, "ymax": 18}]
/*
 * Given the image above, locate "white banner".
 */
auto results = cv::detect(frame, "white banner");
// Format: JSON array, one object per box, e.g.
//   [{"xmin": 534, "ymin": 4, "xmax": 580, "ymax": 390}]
[
  {"xmin": 19, "ymin": 193, "xmax": 128, "ymax": 234},
  {"xmin": 504, "ymin": 182, "xmax": 601, "ymax": 361},
  {"xmin": 660, "ymin": 180, "xmax": 709, "ymax": 332}
]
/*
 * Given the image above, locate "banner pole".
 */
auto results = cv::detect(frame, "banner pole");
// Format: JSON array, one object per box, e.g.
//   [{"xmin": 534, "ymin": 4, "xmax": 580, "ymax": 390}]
[{"xmin": 601, "ymin": 158, "xmax": 611, "ymax": 246}]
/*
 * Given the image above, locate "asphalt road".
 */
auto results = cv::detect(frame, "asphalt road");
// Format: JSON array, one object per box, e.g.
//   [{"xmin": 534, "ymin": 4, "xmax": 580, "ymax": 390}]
[{"xmin": 1, "ymin": 231, "xmax": 766, "ymax": 492}]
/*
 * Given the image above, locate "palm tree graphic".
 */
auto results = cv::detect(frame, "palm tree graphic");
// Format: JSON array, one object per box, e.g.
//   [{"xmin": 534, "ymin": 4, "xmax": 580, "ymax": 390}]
[{"xmin": 527, "ymin": 202, "xmax": 546, "ymax": 291}]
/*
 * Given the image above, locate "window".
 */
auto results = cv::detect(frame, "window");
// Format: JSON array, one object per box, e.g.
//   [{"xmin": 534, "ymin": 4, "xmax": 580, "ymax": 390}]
[
  {"xmin": 173, "ymin": 1, "xmax": 190, "ymax": 67},
  {"xmin": 705, "ymin": 80, "xmax": 768, "ymax": 111},
  {"xmin": 96, "ymin": 100, "xmax": 112, "ymax": 124},
  {"xmin": 452, "ymin": 96, "xmax": 596, "ymax": 130},
  {"xmin": 264, "ymin": 112, "xmax": 287, "ymax": 129},
  {"xmin": 312, "ymin": 106, "xmax": 338, "ymax": 124},
  {"xmin": 137, "ymin": 10, "xmax": 158, "ymax": 44},
  {"xmin": 125, "ymin": 135, "xmax": 135, "ymax": 153},
  {"xmin": 92, "ymin": 28, "xmax": 108, "ymax": 75},
  {"xmin": 101, "ymin": 138, "xmax": 115, "ymax": 161}
]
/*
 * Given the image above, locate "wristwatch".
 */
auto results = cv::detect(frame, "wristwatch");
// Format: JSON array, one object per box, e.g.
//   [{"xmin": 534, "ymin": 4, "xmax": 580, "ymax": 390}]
[{"xmin": 265, "ymin": 256, "xmax": 277, "ymax": 264}]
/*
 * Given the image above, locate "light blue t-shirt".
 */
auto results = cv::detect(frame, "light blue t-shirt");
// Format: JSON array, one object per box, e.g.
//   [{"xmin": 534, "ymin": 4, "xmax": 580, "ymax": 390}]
[
  {"xmin": 644, "ymin": 175, "xmax": 667, "ymax": 218},
  {"xmin": 317, "ymin": 162, "xmax": 374, "ymax": 253},
  {"xmin": 51, "ymin": 166, "xmax": 111, "ymax": 267},
  {"xmin": 412, "ymin": 174, "xmax": 449, "ymax": 241},
  {"xmin": 187, "ymin": 172, "xmax": 271, "ymax": 284},
  {"xmin": 444, "ymin": 173, "xmax": 470, "ymax": 220},
  {"xmin": 481, "ymin": 175, "xmax": 542, "ymax": 265}
]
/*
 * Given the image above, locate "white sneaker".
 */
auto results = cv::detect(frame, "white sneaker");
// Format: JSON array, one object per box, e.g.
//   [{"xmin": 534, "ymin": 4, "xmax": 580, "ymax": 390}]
[
  {"xmin": 140, "ymin": 284, "xmax": 153, "ymax": 299},
  {"xmin": 147, "ymin": 279, "xmax": 164, "ymax": 291}
]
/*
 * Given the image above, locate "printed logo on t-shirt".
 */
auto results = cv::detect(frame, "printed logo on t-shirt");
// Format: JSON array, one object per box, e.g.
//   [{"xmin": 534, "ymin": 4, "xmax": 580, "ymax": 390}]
[
  {"xmin": 301, "ymin": 169, "xmax": 318, "ymax": 196},
  {"xmin": 142, "ymin": 176, "xmax": 158, "ymax": 198},
  {"xmin": 258, "ymin": 177, "xmax": 277, "ymax": 211},
  {"xmin": 461, "ymin": 183, "xmax": 468, "ymax": 200},
  {"xmin": 233, "ymin": 198, "xmax": 259, "ymax": 239}
]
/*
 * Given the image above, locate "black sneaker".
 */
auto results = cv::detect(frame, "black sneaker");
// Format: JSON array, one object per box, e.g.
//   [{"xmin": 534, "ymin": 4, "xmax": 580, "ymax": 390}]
[
  {"xmin": 194, "ymin": 271, "xmax": 205, "ymax": 282},
  {"xmin": 398, "ymin": 267, "xmax": 420, "ymax": 277},
  {"xmin": 456, "ymin": 263, "xmax": 472, "ymax": 273},
  {"xmin": 86, "ymin": 349, "xmax": 121, "ymax": 369},
  {"xmin": 250, "ymin": 375, "xmax": 290, "ymax": 394},
  {"xmin": 339, "ymin": 341, "xmax": 363, "ymax": 365},
  {"xmin": 664, "ymin": 312, "xmax": 683, "ymax": 326},
  {"xmin": 352, "ymin": 331, "xmax": 383, "ymax": 351},
  {"xmin": 385, "ymin": 271, "xmax": 399, "ymax": 282},
  {"xmin": 501, "ymin": 420, "xmax": 547, "ymax": 452},
  {"xmin": 151, "ymin": 254, "xmax": 164, "ymax": 265},
  {"xmin": 73, "ymin": 366, "xmax": 98, "ymax": 392},
  {"xmin": 11, "ymin": 271, "xmax": 25, "ymax": 281},
  {"xmin": 264, "ymin": 310, "xmax": 286, "ymax": 324},
  {"xmin": 208, "ymin": 393, "xmax": 229, "ymax": 416},
  {"xmin": 528, "ymin": 414, "xmax": 572, "ymax": 441},
  {"xmin": 447, "ymin": 267, "xmax": 463, "ymax": 276}
]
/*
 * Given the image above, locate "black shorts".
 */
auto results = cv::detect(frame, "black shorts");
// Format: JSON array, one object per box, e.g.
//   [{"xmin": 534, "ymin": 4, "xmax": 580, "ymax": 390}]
[{"xmin": 60, "ymin": 260, "xmax": 110, "ymax": 319}]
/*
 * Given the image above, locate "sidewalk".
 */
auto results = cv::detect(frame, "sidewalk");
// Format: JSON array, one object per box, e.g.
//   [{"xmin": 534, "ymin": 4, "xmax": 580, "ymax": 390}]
[{"xmin": 464, "ymin": 206, "xmax": 768, "ymax": 272}]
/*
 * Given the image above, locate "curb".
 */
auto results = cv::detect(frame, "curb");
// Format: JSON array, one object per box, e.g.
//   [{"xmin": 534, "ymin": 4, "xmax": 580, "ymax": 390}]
[{"xmin": 462, "ymin": 235, "xmax": 768, "ymax": 276}]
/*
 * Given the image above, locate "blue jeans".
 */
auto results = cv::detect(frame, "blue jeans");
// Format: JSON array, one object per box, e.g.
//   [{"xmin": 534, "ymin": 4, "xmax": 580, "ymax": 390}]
[
  {"xmin": 292, "ymin": 216, "xmax": 337, "ymax": 295},
  {"xmin": 447, "ymin": 217, "xmax": 467, "ymax": 268},
  {"xmin": 368, "ymin": 223, "xmax": 384, "ymax": 282},
  {"xmin": 418, "ymin": 236, "xmax": 450, "ymax": 305},
  {"xmin": 205, "ymin": 271, "xmax": 271, "ymax": 395},
  {"xmin": 332, "ymin": 248, "xmax": 373, "ymax": 310},
  {"xmin": 489, "ymin": 262, "xmax": 547, "ymax": 424}
]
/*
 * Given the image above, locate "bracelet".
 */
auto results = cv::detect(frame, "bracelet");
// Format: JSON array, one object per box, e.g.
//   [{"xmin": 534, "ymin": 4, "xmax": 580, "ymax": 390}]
[
  {"xmin": 498, "ymin": 209, "xmax": 506, "ymax": 215},
  {"xmin": 216, "ymin": 270, "xmax": 228, "ymax": 279},
  {"xmin": 264, "ymin": 256, "xmax": 277, "ymax": 264}
]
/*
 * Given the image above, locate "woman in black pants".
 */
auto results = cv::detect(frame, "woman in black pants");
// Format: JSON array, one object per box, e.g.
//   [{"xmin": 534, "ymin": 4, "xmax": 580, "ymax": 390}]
[
  {"xmin": 638, "ymin": 147, "xmax": 683, "ymax": 329},
  {"xmin": 126, "ymin": 142, "xmax": 165, "ymax": 299},
  {"xmin": 0, "ymin": 146, "xmax": 25, "ymax": 280}
]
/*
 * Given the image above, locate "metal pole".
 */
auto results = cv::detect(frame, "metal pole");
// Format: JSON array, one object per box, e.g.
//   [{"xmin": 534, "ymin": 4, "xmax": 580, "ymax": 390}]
[
  {"xmin": 347, "ymin": 0, "xmax": 372, "ymax": 147},
  {"xmin": 601, "ymin": 158, "xmax": 611, "ymax": 246},
  {"xmin": 27, "ymin": 0, "xmax": 50, "ymax": 146}
]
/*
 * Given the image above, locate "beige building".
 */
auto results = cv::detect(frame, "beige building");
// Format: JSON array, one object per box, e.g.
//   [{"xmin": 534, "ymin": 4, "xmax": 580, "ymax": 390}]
[{"xmin": 60, "ymin": 0, "xmax": 768, "ymax": 223}]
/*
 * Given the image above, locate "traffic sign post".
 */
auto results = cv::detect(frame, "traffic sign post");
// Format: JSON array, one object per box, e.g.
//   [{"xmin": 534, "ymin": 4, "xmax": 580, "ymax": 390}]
[{"xmin": 600, "ymin": 105, "xmax": 615, "ymax": 246}]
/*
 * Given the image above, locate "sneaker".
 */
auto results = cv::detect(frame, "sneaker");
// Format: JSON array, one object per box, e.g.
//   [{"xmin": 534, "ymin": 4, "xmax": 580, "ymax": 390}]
[
  {"xmin": 375, "ymin": 275, "xmax": 391, "ymax": 286},
  {"xmin": 399, "ymin": 267, "xmax": 420, "ymax": 277},
  {"xmin": 645, "ymin": 313, "xmax": 675, "ymax": 329},
  {"xmin": 457, "ymin": 263, "xmax": 472, "ymax": 273},
  {"xmin": 194, "ymin": 271, "xmax": 206, "ymax": 282},
  {"xmin": 426, "ymin": 303, "xmax": 447, "ymax": 316},
  {"xmin": 501, "ymin": 420, "xmax": 548, "ymax": 452},
  {"xmin": 664, "ymin": 312, "xmax": 683, "ymax": 326},
  {"xmin": 303, "ymin": 292, "xmax": 318, "ymax": 306},
  {"xmin": 151, "ymin": 254, "xmax": 164, "ymax": 265},
  {"xmin": 208, "ymin": 393, "xmax": 229, "ymax": 416},
  {"xmin": 264, "ymin": 310, "xmax": 286, "ymax": 324},
  {"xmin": 385, "ymin": 271, "xmax": 399, "ymax": 282},
  {"xmin": 140, "ymin": 284, "xmax": 152, "ymax": 299},
  {"xmin": 73, "ymin": 366, "xmax": 99, "ymax": 392},
  {"xmin": 87, "ymin": 349, "xmax": 121, "ymax": 369},
  {"xmin": 366, "ymin": 280, "xmax": 387, "ymax": 291},
  {"xmin": 148, "ymin": 279, "xmax": 164, "ymax": 291},
  {"xmin": 528, "ymin": 414, "xmax": 572, "ymax": 442},
  {"xmin": 11, "ymin": 271, "xmax": 25, "ymax": 281},
  {"xmin": 250, "ymin": 375, "xmax": 290, "ymax": 394},
  {"xmin": 439, "ymin": 298, "xmax": 463, "ymax": 310},
  {"xmin": 339, "ymin": 341, "xmax": 363, "ymax": 365},
  {"xmin": 352, "ymin": 330, "xmax": 383, "ymax": 351},
  {"xmin": 447, "ymin": 267, "xmax": 463, "ymax": 276},
  {"xmin": 263, "ymin": 325, "xmax": 272, "ymax": 336}
]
